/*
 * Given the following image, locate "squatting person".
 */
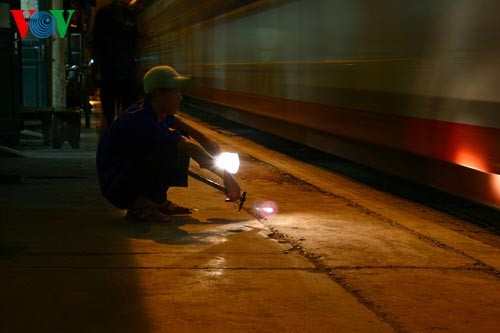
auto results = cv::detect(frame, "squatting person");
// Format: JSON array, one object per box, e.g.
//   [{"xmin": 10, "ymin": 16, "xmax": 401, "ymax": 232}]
[{"xmin": 96, "ymin": 65, "xmax": 241, "ymax": 222}]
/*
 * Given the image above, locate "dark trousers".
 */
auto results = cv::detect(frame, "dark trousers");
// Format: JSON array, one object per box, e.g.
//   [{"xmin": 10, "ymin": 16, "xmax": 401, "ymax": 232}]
[
  {"xmin": 141, "ymin": 150, "xmax": 190, "ymax": 205},
  {"xmin": 100, "ymin": 79, "xmax": 139, "ymax": 126},
  {"xmin": 99, "ymin": 149, "xmax": 190, "ymax": 209}
]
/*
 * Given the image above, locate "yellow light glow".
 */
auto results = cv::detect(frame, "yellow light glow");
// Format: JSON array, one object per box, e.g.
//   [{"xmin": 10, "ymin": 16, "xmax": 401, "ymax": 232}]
[{"xmin": 216, "ymin": 152, "xmax": 240, "ymax": 174}]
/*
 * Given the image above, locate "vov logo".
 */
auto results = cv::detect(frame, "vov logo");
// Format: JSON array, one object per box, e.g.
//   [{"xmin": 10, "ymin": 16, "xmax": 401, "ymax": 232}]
[{"xmin": 10, "ymin": 10, "xmax": 75, "ymax": 39}]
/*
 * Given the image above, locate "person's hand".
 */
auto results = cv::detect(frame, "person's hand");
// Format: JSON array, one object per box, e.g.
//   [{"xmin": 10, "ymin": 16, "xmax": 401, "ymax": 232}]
[{"xmin": 223, "ymin": 171, "xmax": 241, "ymax": 202}]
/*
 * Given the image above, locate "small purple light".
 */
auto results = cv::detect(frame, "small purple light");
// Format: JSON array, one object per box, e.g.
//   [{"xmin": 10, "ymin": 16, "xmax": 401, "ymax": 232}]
[{"xmin": 254, "ymin": 200, "xmax": 278, "ymax": 218}]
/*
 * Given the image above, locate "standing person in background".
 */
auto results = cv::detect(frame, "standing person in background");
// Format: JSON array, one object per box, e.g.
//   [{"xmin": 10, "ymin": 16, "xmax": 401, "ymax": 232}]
[{"xmin": 92, "ymin": 0, "xmax": 140, "ymax": 127}]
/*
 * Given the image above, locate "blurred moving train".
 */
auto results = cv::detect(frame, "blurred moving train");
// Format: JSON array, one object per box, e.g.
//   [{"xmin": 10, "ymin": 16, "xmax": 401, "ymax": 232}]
[{"xmin": 136, "ymin": 0, "xmax": 500, "ymax": 209}]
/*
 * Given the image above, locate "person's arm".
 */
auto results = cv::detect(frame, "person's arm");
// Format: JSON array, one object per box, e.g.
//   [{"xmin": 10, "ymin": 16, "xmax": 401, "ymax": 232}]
[
  {"xmin": 172, "ymin": 115, "xmax": 221, "ymax": 156},
  {"xmin": 177, "ymin": 136, "xmax": 241, "ymax": 201}
]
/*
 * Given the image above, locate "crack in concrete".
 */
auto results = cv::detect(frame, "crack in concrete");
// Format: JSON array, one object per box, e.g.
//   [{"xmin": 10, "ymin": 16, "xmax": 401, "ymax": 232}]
[
  {"xmin": 328, "ymin": 264, "xmax": 489, "ymax": 271},
  {"xmin": 12, "ymin": 251, "xmax": 284, "ymax": 256},
  {"xmin": 0, "ymin": 266, "xmax": 318, "ymax": 271},
  {"xmin": 259, "ymin": 171, "xmax": 500, "ymax": 279},
  {"xmin": 263, "ymin": 225, "xmax": 406, "ymax": 333},
  {"xmin": 262, "ymin": 217, "xmax": 500, "ymax": 332}
]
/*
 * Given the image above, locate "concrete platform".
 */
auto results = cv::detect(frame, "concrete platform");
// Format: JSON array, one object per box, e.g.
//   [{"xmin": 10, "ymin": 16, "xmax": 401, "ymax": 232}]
[
  {"xmin": 1, "ymin": 108, "xmax": 500, "ymax": 332},
  {"xmin": 1, "ymin": 114, "xmax": 391, "ymax": 332}
]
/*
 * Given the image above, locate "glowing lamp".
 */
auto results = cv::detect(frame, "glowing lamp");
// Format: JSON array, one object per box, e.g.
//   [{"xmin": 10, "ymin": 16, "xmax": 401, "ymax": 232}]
[{"xmin": 216, "ymin": 152, "xmax": 240, "ymax": 174}]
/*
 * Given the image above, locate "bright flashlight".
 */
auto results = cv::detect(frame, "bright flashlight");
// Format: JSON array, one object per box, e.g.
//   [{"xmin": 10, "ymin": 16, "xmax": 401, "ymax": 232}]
[{"xmin": 215, "ymin": 152, "xmax": 240, "ymax": 174}]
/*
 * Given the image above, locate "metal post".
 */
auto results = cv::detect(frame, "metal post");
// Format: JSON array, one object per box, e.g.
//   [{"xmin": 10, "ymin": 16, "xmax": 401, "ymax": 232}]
[{"xmin": 50, "ymin": 0, "xmax": 66, "ymax": 109}]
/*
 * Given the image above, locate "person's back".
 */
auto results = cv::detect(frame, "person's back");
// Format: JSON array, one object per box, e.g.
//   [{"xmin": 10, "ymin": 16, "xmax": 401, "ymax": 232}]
[{"xmin": 96, "ymin": 100, "xmax": 182, "ymax": 209}]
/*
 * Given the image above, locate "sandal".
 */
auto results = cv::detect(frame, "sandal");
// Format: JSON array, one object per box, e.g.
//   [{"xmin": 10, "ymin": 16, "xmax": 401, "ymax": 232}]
[
  {"xmin": 158, "ymin": 200, "xmax": 193, "ymax": 215},
  {"xmin": 126, "ymin": 207, "xmax": 170, "ymax": 222}
]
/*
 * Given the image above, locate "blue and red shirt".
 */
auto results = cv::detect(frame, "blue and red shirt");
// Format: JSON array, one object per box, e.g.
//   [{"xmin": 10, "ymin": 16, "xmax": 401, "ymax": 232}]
[{"xmin": 96, "ymin": 100, "xmax": 182, "ymax": 208}]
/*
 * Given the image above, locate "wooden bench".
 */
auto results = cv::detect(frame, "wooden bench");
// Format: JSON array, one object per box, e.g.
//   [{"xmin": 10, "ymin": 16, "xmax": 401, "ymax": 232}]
[
  {"xmin": 21, "ymin": 106, "xmax": 54, "ymax": 145},
  {"xmin": 21, "ymin": 106, "xmax": 81, "ymax": 148},
  {"xmin": 52, "ymin": 107, "xmax": 81, "ymax": 149}
]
